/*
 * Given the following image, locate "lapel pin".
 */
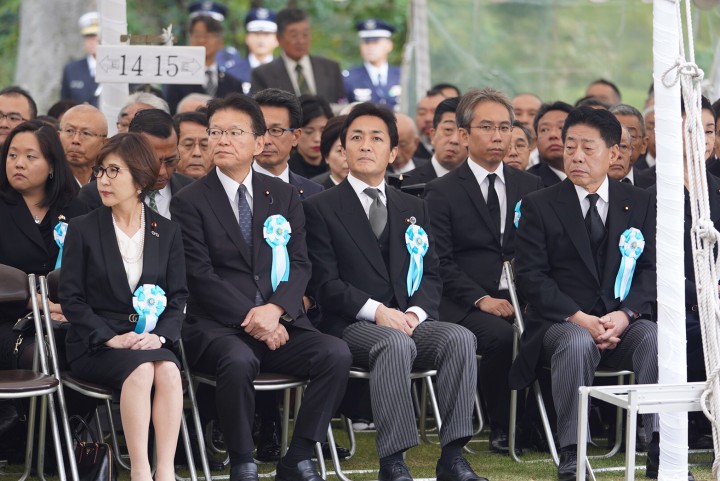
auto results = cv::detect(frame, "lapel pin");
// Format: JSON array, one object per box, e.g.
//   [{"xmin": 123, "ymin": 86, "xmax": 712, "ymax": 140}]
[
  {"xmin": 151, "ymin": 221, "xmax": 159, "ymax": 237},
  {"xmin": 623, "ymin": 206, "xmax": 630, "ymax": 212},
  {"xmin": 58, "ymin": 214, "xmax": 66, "ymax": 222},
  {"xmin": 405, "ymin": 216, "xmax": 417, "ymax": 225},
  {"xmin": 265, "ymin": 190, "xmax": 270, "ymax": 196},
  {"xmin": 298, "ymin": 189, "xmax": 305, "ymax": 196}
]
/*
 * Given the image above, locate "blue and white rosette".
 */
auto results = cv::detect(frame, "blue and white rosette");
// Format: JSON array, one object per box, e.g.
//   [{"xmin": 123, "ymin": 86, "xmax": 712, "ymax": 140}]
[
  {"xmin": 132, "ymin": 284, "xmax": 167, "ymax": 334},
  {"xmin": 263, "ymin": 214, "xmax": 291, "ymax": 291},
  {"xmin": 53, "ymin": 221, "xmax": 68, "ymax": 269},
  {"xmin": 514, "ymin": 200, "xmax": 522, "ymax": 229},
  {"xmin": 614, "ymin": 228, "xmax": 645, "ymax": 301},
  {"xmin": 405, "ymin": 224, "xmax": 429, "ymax": 297}
]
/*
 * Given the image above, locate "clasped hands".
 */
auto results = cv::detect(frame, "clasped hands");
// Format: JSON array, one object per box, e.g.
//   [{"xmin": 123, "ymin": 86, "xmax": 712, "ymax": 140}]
[
  {"xmin": 569, "ymin": 310, "xmax": 631, "ymax": 350},
  {"xmin": 242, "ymin": 303, "xmax": 288, "ymax": 350},
  {"xmin": 105, "ymin": 332, "xmax": 162, "ymax": 350},
  {"xmin": 374, "ymin": 305, "xmax": 419, "ymax": 336}
]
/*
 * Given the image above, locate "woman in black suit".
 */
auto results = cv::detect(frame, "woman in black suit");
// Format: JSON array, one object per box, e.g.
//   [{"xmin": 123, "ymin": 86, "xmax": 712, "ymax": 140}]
[
  {"xmin": 59, "ymin": 133, "xmax": 187, "ymax": 481},
  {"xmin": 0, "ymin": 120, "xmax": 82, "ymax": 370}
]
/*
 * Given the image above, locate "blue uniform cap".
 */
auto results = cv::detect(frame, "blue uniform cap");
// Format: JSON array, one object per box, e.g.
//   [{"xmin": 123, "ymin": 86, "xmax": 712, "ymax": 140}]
[
  {"xmin": 356, "ymin": 19, "xmax": 395, "ymax": 39},
  {"xmin": 188, "ymin": 1, "xmax": 228, "ymax": 22},
  {"xmin": 245, "ymin": 8, "xmax": 277, "ymax": 33}
]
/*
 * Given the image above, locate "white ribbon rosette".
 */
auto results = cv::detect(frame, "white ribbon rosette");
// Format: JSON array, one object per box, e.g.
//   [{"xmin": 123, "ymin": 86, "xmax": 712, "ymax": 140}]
[
  {"xmin": 132, "ymin": 284, "xmax": 167, "ymax": 334},
  {"xmin": 405, "ymin": 224, "xmax": 429, "ymax": 297},
  {"xmin": 263, "ymin": 215, "xmax": 291, "ymax": 291},
  {"xmin": 614, "ymin": 227, "xmax": 645, "ymax": 301}
]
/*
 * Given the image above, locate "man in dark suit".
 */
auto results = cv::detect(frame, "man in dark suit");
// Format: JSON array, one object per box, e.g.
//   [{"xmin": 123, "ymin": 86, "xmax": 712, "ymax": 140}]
[
  {"xmin": 164, "ymin": 14, "xmax": 246, "ymax": 114},
  {"xmin": 607, "ymin": 125, "xmax": 655, "ymax": 188},
  {"xmin": 609, "ymin": 104, "xmax": 656, "ymax": 188},
  {"xmin": 526, "ymin": 101, "xmax": 573, "ymax": 187},
  {"xmin": 342, "ymin": 19, "xmax": 401, "ymax": 109},
  {"xmin": 405, "ymin": 97, "xmax": 466, "ymax": 188},
  {"xmin": 509, "ymin": 107, "xmax": 662, "ymax": 481},
  {"xmin": 0, "ymin": 86, "xmax": 37, "ymax": 148},
  {"xmin": 253, "ymin": 89, "xmax": 323, "ymax": 199},
  {"xmin": 413, "ymin": 89, "xmax": 446, "ymax": 161},
  {"xmin": 424, "ymin": 88, "xmax": 542, "ymax": 454},
  {"xmin": 251, "ymin": 8, "xmax": 345, "ymax": 104},
  {"xmin": 170, "ymin": 93, "xmax": 351, "ymax": 481},
  {"xmin": 78, "ymin": 109, "xmax": 193, "ymax": 217},
  {"xmin": 304, "ymin": 103, "xmax": 486, "ymax": 481},
  {"xmin": 60, "ymin": 12, "xmax": 100, "ymax": 106}
]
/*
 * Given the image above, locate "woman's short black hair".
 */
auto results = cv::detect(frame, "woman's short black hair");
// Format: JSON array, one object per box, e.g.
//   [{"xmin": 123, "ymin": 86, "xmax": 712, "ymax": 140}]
[{"xmin": 95, "ymin": 133, "xmax": 159, "ymax": 200}]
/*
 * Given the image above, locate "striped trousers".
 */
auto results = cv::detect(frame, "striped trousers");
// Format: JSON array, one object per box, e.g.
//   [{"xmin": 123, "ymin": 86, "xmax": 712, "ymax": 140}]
[
  {"xmin": 543, "ymin": 319, "xmax": 659, "ymax": 448},
  {"xmin": 343, "ymin": 320, "xmax": 477, "ymax": 458}
]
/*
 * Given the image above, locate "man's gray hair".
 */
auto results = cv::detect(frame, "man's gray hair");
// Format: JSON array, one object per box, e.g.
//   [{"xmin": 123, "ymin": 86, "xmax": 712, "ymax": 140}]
[
  {"xmin": 609, "ymin": 104, "xmax": 645, "ymax": 136},
  {"xmin": 456, "ymin": 87, "xmax": 514, "ymax": 130},
  {"xmin": 125, "ymin": 92, "xmax": 170, "ymax": 114}
]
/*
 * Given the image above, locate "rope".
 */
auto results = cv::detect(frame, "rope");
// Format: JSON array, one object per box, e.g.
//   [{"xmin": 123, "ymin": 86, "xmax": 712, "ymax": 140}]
[{"xmin": 671, "ymin": 1, "xmax": 720, "ymax": 478}]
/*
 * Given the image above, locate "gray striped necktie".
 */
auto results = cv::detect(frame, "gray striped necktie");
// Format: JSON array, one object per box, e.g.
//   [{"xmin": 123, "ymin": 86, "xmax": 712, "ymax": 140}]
[{"xmin": 238, "ymin": 185, "xmax": 263, "ymax": 305}]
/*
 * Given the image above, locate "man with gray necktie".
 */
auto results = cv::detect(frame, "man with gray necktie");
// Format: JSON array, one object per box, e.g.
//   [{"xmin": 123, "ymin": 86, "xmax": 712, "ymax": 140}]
[
  {"xmin": 304, "ymin": 103, "xmax": 487, "ymax": 481},
  {"xmin": 170, "ymin": 93, "xmax": 351, "ymax": 481}
]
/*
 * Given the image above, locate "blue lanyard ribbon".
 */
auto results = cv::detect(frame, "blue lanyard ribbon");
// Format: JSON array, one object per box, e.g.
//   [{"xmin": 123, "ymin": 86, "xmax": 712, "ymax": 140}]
[
  {"xmin": 263, "ymin": 215, "xmax": 291, "ymax": 291},
  {"xmin": 53, "ymin": 221, "xmax": 68, "ymax": 269},
  {"xmin": 614, "ymin": 228, "xmax": 645, "ymax": 301},
  {"xmin": 405, "ymin": 224, "xmax": 429, "ymax": 297},
  {"xmin": 132, "ymin": 284, "xmax": 167, "ymax": 334}
]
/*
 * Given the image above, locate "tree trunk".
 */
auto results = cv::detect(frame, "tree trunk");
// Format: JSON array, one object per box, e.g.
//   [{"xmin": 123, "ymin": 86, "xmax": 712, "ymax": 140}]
[{"xmin": 15, "ymin": 0, "xmax": 96, "ymax": 115}]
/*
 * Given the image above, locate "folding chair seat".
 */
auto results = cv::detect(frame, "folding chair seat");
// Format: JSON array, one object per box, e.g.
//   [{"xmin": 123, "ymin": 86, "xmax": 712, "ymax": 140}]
[
  {"xmin": 502, "ymin": 261, "xmax": 633, "ymax": 465},
  {"xmin": 43, "ymin": 270, "xmax": 200, "ymax": 481},
  {"xmin": 0, "ymin": 265, "xmax": 67, "ymax": 480}
]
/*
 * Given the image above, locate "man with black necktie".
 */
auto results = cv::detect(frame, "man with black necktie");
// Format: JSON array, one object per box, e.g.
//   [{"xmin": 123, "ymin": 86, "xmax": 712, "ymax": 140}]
[
  {"xmin": 424, "ymin": 88, "xmax": 542, "ymax": 454},
  {"xmin": 304, "ymin": 103, "xmax": 487, "ymax": 481},
  {"xmin": 526, "ymin": 102, "xmax": 573, "ymax": 187},
  {"xmin": 509, "ymin": 107, "xmax": 665, "ymax": 481},
  {"xmin": 170, "ymin": 93, "xmax": 351, "ymax": 481}
]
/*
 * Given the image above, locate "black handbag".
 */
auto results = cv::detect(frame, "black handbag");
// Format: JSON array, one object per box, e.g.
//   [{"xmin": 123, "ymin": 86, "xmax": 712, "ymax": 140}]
[{"xmin": 70, "ymin": 415, "xmax": 117, "ymax": 481}]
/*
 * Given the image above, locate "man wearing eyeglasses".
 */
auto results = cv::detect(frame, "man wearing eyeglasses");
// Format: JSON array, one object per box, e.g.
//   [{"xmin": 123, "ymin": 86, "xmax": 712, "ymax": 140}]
[
  {"xmin": 252, "ymin": 88, "xmax": 323, "ymax": 200},
  {"xmin": 78, "ymin": 109, "xmax": 193, "ymax": 218},
  {"xmin": 609, "ymin": 104, "xmax": 656, "ymax": 188},
  {"xmin": 59, "ymin": 105, "xmax": 108, "ymax": 186},
  {"xmin": 0, "ymin": 86, "xmax": 37, "ymax": 147},
  {"xmin": 170, "ymin": 93, "xmax": 351, "ymax": 481},
  {"xmin": 424, "ymin": 88, "xmax": 542, "ymax": 455}
]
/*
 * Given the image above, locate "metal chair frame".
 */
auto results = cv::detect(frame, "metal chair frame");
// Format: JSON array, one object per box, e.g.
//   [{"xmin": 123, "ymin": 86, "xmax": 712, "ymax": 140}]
[
  {"xmin": 0, "ymin": 267, "xmax": 67, "ymax": 481},
  {"xmin": 503, "ymin": 261, "xmax": 633, "ymax": 466}
]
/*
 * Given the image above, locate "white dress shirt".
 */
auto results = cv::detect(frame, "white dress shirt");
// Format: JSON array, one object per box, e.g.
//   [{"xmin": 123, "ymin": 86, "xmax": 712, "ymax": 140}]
[
  {"xmin": 253, "ymin": 162, "xmax": 290, "ymax": 183},
  {"xmin": 548, "ymin": 164, "xmax": 568, "ymax": 181},
  {"xmin": 574, "ymin": 176, "xmax": 610, "ymax": 224},
  {"xmin": 217, "ymin": 167, "xmax": 254, "ymax": 222},
  {"xmin": 145, "ymin": 184, "xmax": 172, "ymax": 220},
  {"xmin": 346, "ymin": 173, "xmax": 427, "ymax": 324},
  {"xmin": 431, "ymin": 156, "xmax": 451, "ymax": 178},
  {"xmin": 364, "ymin": 62, "xmax": 388, "ymax": 86},
  {"xmin": 281, "ymin": 52, "xmax": 317, "ymax": 96}
]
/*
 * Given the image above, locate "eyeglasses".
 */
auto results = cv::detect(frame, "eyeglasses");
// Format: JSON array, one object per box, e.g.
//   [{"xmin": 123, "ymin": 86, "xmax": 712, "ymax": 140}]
[
  {"xmin": 0, "ymin": 112, "xmax": 26, "ymax": 123},
  {"xmin": 59, "ymin": 128, "xmax": 106, "ymax": 141},
  {"xmin": 266, "ymin": 127, "xmax": 296, "ymax": 137},
  {"xmin": 467, "ymin": 123, "xmax": 513, "ymax": 135},
  {"xmin": 207, "ymin": 128, "xmax": 258, "ymax": 139},
  {"xmin": 619, "ymin": 143, "xmax": 633, "ymax": 153},
  {"xmin": 512, "ymin": 142, "xmax": 529, "ymax": 152},
  {"xmin": 92, "ymin": 165, "xmax": 129, "ymax": 179}
]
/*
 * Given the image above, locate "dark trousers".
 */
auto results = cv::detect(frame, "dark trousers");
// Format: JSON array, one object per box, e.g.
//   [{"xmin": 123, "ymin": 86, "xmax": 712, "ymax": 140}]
[{"xmin": 193, "ymin": 326, "xmax": 351, "ymax": 455}]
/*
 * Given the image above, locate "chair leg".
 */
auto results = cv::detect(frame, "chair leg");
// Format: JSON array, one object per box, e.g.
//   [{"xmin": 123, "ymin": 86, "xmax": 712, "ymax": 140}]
[
  {"xmin": 533, "ymin": 380, "xmax": 559, "ymax": 466},
  {"xmin": 281, "ymin": 388, "xmax": 291, "ymax": 457},
  {"xmin": 342, "ymin": 415, "xmax": 357, "ymax": 458},
  {"xmin": 181, "ymin": 362, "xmax": 213, "ymax": 481},
  {"xmin": 425, "ymin": 376, "xmax": 442, "ymax": 432},
  {"xmin": 19, "ymin": 396, "xmax": 39, "ymax": 481},
  {"xmin": 508, "ymin": 388, "xmax": 522, "ymax": 462},
  {"xmin": 315, "ymin": 442, "xmax": 326, "ymax": 479},
  {"xmin": 326, "ymin": 425, "xmax": 352, "ymax": 481},
  {"xmin": 37, "ymin": 396, "xmax": 49, "ymax": 481},
  {"xmin": 179, "ymin": 413, "xmax": 198, "ymax": 481}
]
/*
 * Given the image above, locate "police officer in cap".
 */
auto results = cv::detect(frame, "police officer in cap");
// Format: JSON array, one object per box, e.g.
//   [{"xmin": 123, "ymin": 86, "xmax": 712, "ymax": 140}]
[
  {"xmin": 60, "ymin": 12, "xmax": 101, "ymax": 106},
  {"xmin": 235, "ymin": 8, "xmax": 279, "ymax": 94},
  {"xmin": 188, "ymin": 1, "xmax": 245, "ymax": 83},
  {"xmin": 342, "ymin": 19, "xmax": 401, "ymax": 109}
]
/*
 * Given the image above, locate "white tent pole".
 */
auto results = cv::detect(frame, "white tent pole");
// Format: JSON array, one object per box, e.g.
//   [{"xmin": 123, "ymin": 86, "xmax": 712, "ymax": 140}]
[
  {"xmin": 99, "ymin": 0, "xmax": 128, "ymax": 136},
  {"xmin": 653, "ymin": 0, "xmax": 689, "ymax": 478}
]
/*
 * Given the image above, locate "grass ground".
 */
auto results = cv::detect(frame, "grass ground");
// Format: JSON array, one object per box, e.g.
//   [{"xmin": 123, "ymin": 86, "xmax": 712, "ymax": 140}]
[{"xmin": 2, "ymin": 422, "xmax": 714, "ymax": 480}]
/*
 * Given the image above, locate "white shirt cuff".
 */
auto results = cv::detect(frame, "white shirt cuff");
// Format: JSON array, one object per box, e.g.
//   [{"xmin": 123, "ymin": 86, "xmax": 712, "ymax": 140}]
[
  {"xmin": 406, "ymin": 306, "xmax": 428, "ymax": 323},
  {"xmin": 357, "ymin": 299, "xmax": 382, "ymax": 322}
]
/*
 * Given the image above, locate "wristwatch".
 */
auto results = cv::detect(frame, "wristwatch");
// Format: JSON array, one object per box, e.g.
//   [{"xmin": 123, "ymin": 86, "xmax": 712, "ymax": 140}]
[
  {"xmin": 620, "ymin": 308, "xmax": 637, "ymax": 322},
  {"xmin": 157, "ymin": 335, "xmax": 167, "ymax": 345}
]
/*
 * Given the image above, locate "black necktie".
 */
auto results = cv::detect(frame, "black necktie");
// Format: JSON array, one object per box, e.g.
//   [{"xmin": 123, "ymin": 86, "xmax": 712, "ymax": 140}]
[
  {"xmin": 585, "ymin": 193, "xmax": 606, "ymax": 247},
  {"xmin": 621, "ymin": 177, "xmax": 632, "ymax": 184},
  {"xmin": 486, "ymin": 173, "xmax": 501, "ymax": 235}
]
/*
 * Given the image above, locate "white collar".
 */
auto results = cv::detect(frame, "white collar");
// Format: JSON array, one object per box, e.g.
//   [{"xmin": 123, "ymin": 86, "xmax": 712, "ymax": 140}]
[
  {"xmin": 466, "ymin": 157, "xmax": 505, "ymax": 185},
  {"xmin": 548, "ymin": 164, "xmax": 568, "ymax": 181},
  {"xmin": 431, "ymin": 156, "xmax": 451, "ymax": 178},
  {"xmin": 217, "ymin": 166, "xmax": 253, "ymax": 201},
  {"xmin": 253, "ymin": 162, "xmax": 290, "ymax": 183},
  {"xmin": 573, "ymin": 176, "xmax": 610, "ymax": 205},
  {"xmin": 346, "ymin": 172, "xmax": 386, "ymax": 198}
]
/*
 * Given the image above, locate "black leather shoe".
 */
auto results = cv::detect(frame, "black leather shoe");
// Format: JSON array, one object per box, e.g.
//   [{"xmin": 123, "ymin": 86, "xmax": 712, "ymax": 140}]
[
  {"xmin": 489, "ymin": 428, "xmax": 509, "ymax": 454},
  {"xmin": 378, "ymin": 462, "xmax": 413, "ymax": 481},
  {"xmin": 436, "ymin": 456, "xmax": 489, "ymax": 481},
  {"xmin": 320, "ymin": 441, "xmax": 351, "ymax": 460},
  {"xmin": 275, "ymin": 459, "xmax": 324, "ymax": 481},
  {"xmin": 256, "ymin": 421, "xmax": 282, "ymax": 462},
  {"xmin": 557, "ymin": 450, "xmax": 576, "ymax": 481},
  {"xmin": 230, "ymin": 462, "xmax": 259, "ymax": 481}
]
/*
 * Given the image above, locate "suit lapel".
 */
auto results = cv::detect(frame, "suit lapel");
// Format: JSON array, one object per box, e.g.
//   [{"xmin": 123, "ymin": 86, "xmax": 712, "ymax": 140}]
[
  {"xmin": 138, "ymin": 205, "xmax": 159, "ymax": 287},
  {"xmin": 601, "ymin": 181, "xmax": 632, "ymax": 286},
  {"xmin": 310, "ymin": 56, "xmax": 325, "ymax": 96},
  {"xmin": 203, "ymin": 170, "xmax": 252, "ymax": 266},
  {"xmin": 552, "ymin": 180, "xmax": 599, "ymax": 282},
  {"xmin": 252, "ymin": 173, "xmax": 271, "ymax": 267},
  {"xmin": 457, "ymin": 161, "xmax": 501, "ymax": 244},
  {"xmin": 274, "ymin": 58, "xmax": 296, "ymax": 94},
  {"xmin": 335, "ymin": 181, "xmax": 389, "ymax": 281},
  {"xmin": 8, "ymin": 198, "xmax": 47, "ymax": 252},
  {"xmin": 98, "ymin": 207, "xmax": 134, "ymax": 297},
  {"xmin": 503, "ymin": 164, "xmax": 521, "ymax": 246},
  {"xmin": 386, "ymin": 188, "xmax": 411, "ymax": 306}
]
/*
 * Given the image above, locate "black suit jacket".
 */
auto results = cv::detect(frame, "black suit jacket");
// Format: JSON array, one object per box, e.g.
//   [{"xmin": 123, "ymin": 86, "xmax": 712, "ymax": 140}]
[
  {"xmin": 303, "ymin": 180, "xmax": 442, "ymax": 338},
  {"xmin": 78, "ymin": 173, "xmax": 193, "ymax": 212},
  {"xmin": 0, "ymin": 192, "xmax": 87, "ymax": 321},
  {"xmin": 251, "ymin": 56, "xmax": 345, "ymax": 104},
  {"xmin": 310, "ymin": 172, "xmax": 337, "ymax": 190},
  {"xmin": 413, "ymin": 142, "xmax": 433, "ymax": 161},
  {"xmin": 425, "ymin": 161, "xmax": 543, "ymax": 322},
  {"xmin": 288, "ymin": 170, "xmax": 324, "ymax": 199},
  {"xmin": 707, "ymin": 156, "xmax": 720, "ymax": 177},
  {"xmin": 634, "ymin": 154, "xmax": 650, "ymax": 171},
  {"xmin": 170, "ymin": 169, "xmax": 314, "ymax": 365},
  {"xmin": 527, "ymin": 161, "xmax": 563, "ymax": 188},
  {"xmin": 633, "ymin": 167, "xmax": 656, "ymax": 189},
  {"xmin": 509, "ymin": 178, "xmax": 657, "ymax": 389},
  {"xmin": 164, "ymin": 72, "xmax": 245, "ymax": 114},
  {"xmin": 404, "ymin": 161, "xmax": 438, "ymax": 186},
  {"xmin": 59, "ymin": 205, "xmax": 187, "ymax": 364}
]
